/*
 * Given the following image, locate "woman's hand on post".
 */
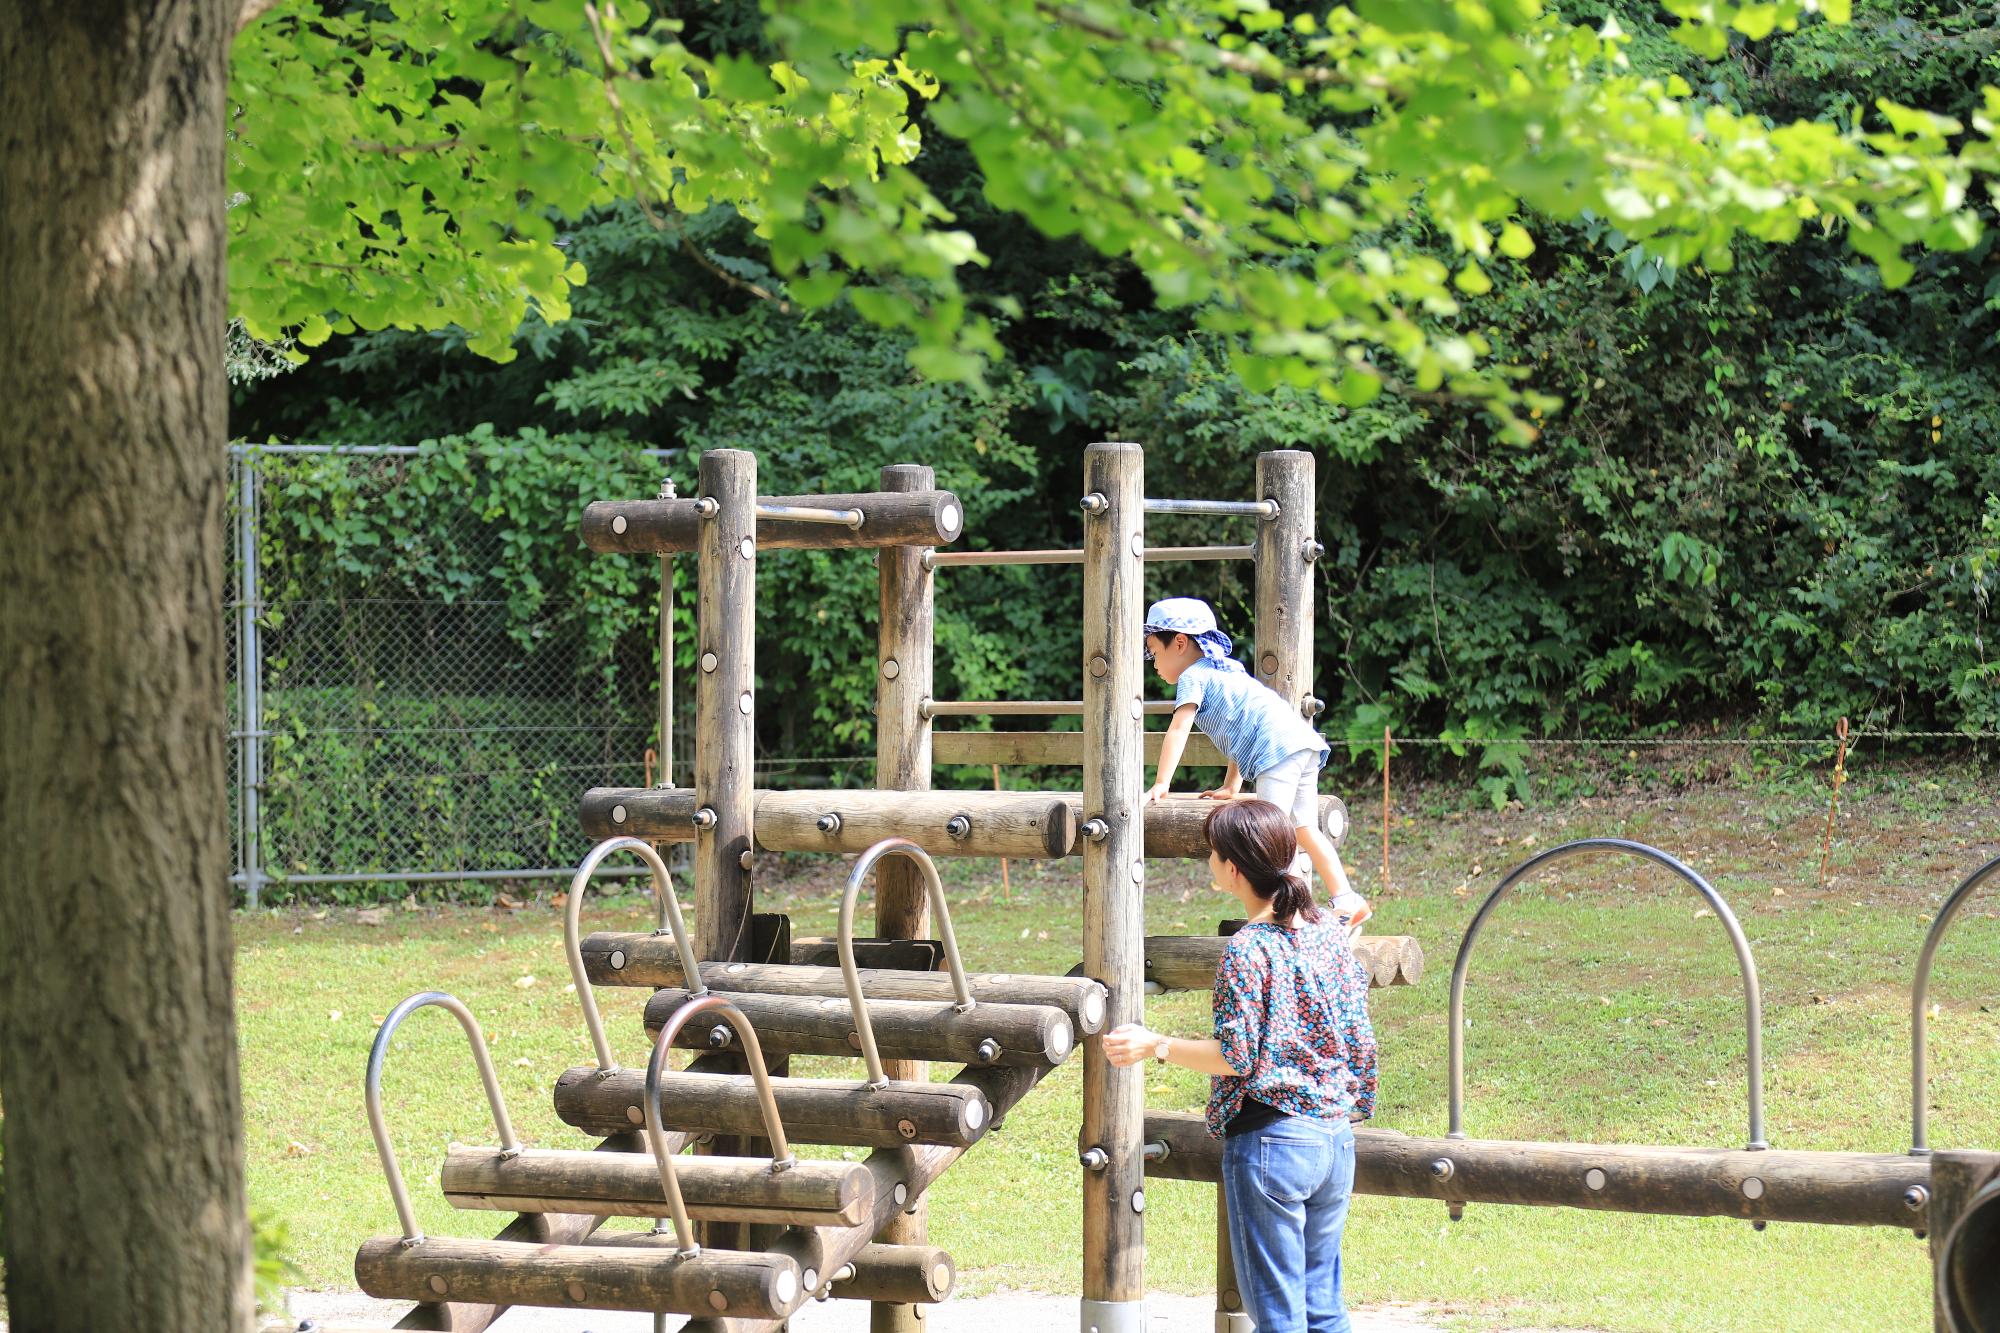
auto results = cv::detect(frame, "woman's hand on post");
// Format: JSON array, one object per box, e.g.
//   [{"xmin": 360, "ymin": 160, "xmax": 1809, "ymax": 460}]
[
  {"xmin": 1144, "ymin": 781, "xmax": 1170, "ymax": 805},
  {"xmin": 1101, "ymin": 1022, "xmax": 1159, "ymax": 1068}
]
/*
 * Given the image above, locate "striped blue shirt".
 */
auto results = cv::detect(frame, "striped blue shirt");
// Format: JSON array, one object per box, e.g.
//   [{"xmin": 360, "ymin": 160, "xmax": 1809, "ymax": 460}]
[{"xmin": 1173, "ymin": 659, "xmax": 1329, "ymax": 781}]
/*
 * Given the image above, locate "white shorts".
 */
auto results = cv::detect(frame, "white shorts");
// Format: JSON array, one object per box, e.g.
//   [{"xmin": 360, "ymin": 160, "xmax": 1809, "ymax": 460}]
[
  {"xmin": 1252, "ymin": 747, "xmax": 1323, "ymax": 829},
  {"xmin": 1253, "ymin": 748, "xmax": 1366, "ymax": 921}
]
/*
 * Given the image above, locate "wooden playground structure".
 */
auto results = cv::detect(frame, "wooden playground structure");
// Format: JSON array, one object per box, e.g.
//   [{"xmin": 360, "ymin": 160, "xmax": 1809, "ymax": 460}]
[{"xmin": 333, "ymin": 445, "xmax": 1998, "ymax": 1333}]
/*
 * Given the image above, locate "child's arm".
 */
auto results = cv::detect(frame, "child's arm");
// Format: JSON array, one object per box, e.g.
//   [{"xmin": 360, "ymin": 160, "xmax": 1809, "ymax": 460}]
[
  {"xmin": 1145, "ymin": 703, "xmax": 1200, "ymax": 803},
  {"xmin": 1199, "ymin": 759, "xmax": 1242, "ymax": 801}
]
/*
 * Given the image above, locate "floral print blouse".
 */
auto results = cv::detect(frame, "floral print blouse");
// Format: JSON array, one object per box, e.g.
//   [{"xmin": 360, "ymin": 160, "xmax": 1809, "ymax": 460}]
[{"xmin": 1206, "ymin": 917, "xmax": 1378, "ymax": 1138}]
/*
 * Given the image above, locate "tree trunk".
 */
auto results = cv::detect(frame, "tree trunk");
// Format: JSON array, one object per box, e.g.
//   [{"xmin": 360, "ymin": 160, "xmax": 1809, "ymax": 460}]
[{"xmin": 0, "ymin": 2, "xmax": 250, "ymax": 1330}]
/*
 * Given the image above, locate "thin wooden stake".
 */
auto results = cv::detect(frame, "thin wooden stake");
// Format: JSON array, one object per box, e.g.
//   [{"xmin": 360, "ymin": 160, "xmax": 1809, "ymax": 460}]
[
  {"xmin": 1816, "ymin": 716, "xmax": 1850, "ymax": 890},
  {"xmin": 1381, "ymin": 726, "xmax": 1392, "ymax": 891},
  {"xmin": 993, "ymin": 763, "xmax": 1011, "ymax": 902}
]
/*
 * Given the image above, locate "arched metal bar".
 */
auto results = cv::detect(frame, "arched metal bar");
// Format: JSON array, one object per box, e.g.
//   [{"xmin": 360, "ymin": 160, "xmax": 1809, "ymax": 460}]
[
  {"xmin": 366, "ymin": 991, "xmax": 520, "ymax": 1244},
  {"xmin": 1448, "ymin": 838, "xmax": 1767, "ymax": 1151},
  {"xmin": 838, "ymin": 838, "xmax": 977, "ymax": 1089},
  {"xmin": 644, "ymin": 993, "xmax": 797, "ymax": 1257},
  {"xmin": 565, "ymin": 835, "xmax": 703, "ymax": 1072},
  {"xmin": 1910, "ymin": 852, "xmax": 2000, "ymax": 1156}
]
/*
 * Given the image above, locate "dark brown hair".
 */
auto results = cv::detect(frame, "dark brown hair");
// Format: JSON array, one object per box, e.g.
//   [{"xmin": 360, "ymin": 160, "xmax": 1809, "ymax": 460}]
[{"xmin": 1204, "ymin": 799, "xmax": 1319, "ymax": 924}]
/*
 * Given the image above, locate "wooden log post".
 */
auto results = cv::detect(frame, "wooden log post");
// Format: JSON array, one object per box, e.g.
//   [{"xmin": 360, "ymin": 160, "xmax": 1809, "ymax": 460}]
[
  {"xmin": 1930, "ymin": 1149, "xmax": 2000, "ymax": 1332},
  {"xmin": 583, "ymin": 786, "xmax": 1075, "ymax": 858},
  {"xmin": 1252, "ymin": 449, "xmax": 1316, "ymax": 714},
  {"xmin": 695, "ymin": 447, "xmax": 757, "ymax": 963},
  {"xmin": 873, "ymin": 462, "xmax": 940, "ymax": 1332},
  {"xmin": 1081, "ymin": 441, "xmax": 1148, "ymax": 1332},
  {"xmin": 583, "ymin": 489, "xmax": 965, "ymax": 554},
  {"xmin": 696, "ymin": 447, "xmax": 758, "ymax": 1252}
]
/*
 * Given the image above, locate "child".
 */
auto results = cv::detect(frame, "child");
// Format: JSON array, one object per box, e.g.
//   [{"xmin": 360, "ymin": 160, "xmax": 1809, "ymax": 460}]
[{"xmin": 1142, "ymin": 597, "xmax": 1372, "ymax": 931}]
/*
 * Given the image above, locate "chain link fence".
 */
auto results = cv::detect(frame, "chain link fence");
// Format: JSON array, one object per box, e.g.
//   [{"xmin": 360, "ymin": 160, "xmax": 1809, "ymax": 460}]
[{"xmin": 227, "ymin": 444, "xmax": 668, "ymax": 905}]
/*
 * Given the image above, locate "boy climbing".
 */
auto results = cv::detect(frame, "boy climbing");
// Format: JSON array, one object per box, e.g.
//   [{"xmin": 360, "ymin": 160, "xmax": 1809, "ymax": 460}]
[{"xmin": 1142, "ymin": 597, "xmax": 1372, "ymax": 931}]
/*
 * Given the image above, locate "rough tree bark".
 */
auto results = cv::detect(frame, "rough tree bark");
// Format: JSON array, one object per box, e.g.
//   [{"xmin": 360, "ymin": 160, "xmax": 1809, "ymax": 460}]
[{"xmin": 0, "ymin": 1, "xmax": 251, "ymax": 1329}]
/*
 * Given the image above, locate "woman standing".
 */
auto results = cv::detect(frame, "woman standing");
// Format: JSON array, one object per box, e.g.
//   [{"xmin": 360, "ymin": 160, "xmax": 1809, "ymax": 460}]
[{"xmin": 1104, "ymin": 798, "xmax": 1378, "ymax": 1333}]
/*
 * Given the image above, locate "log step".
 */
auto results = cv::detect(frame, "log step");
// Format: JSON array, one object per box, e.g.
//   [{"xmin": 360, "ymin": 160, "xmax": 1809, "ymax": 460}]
[
  {"xmin": 553, "ymin": 1065, "xmax": 992, "ymax": 1148},
  {"xmin": 1144, "ymin": 933, "xmax": 1423, "ymax": 991},
  {"xmin": 440, "ymin": 1146, "xmax": 873, "ymax": 1227},
  {"xmin": 354, "ymin": 1233, "xmax": 803, "ymax": 1319},
  {"xmin": 642, "ymin": 987, "xmax": 1074, "ymax": 1068},
  {"xmin": 580, "ymin": 943, "xmax": 1109, "ymax": 1038},
  {"xmin": 1141, "ymin": 1112, "xmax": 1931, "ymax": 1229},
  {"xmin": 826, "ymin": 1242, "xmax": 955, "ymax": 1304}
]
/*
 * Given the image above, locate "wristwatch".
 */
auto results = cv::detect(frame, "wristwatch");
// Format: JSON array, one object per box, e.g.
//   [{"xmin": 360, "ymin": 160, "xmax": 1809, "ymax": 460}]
[{"xmin": 1152, "ymin": 1037, "xmax": 1172, "ymax": 1063}]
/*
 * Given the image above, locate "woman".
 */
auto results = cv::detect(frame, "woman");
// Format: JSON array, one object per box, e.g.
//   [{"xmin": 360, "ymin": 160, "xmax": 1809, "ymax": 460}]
[{"xmin": 1103, "ymin": 798, "xmax": 1378, "ymax": 1333}]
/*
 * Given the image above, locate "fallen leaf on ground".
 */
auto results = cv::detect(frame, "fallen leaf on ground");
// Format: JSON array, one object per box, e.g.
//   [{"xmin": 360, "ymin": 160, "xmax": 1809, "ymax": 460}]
[
  {"xmin": 356, "ymin": 908, "xmax": 387, "ymax": 926},
  {"xmin": 496, "ymin": 893, "xmax": 525, "ymax": 910},
  {"xmin": 515, "ymin": 975, "xmax": 537, "ymax": 989}
]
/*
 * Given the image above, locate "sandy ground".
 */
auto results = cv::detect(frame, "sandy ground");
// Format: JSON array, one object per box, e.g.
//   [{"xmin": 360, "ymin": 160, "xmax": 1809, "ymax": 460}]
[{"xmin": 280, "ymin": 1289, "xmax": 1457, "ymax": 1331}]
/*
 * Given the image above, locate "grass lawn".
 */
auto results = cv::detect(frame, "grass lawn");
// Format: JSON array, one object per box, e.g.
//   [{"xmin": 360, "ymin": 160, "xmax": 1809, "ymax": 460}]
[{"xmin": 234, "ymin": 764, "xmax": 2000, "ymax": 1331}]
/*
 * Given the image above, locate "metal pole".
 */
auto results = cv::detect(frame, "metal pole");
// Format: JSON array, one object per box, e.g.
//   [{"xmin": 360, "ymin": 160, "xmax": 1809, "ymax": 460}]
[
  {"xmin": 659, "ymin": 475, "xmax": 677, "ymax": 789},
  {"xmin": 924, "ymin": 544, "xmax": 1254, "ymax": 569},
  {"xmin": 1141, "ymin": 497, "xmax": 1279, "ymax": 519},
  {"xmin": 238, "ymin": 453, "xmax": 264, "ymax": 909}
]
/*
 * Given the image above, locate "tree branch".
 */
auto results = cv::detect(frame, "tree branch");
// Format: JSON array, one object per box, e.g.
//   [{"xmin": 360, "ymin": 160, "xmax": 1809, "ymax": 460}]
[{"xmin": 235, "ymin": 0, "xmax": 285, "ymax": 39}]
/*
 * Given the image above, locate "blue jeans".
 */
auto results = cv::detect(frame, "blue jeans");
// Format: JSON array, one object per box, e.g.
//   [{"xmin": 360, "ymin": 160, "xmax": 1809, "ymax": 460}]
[{"xmin": 1221, "ymin": 1114, "xmax": 1356, "ymax": 1333}]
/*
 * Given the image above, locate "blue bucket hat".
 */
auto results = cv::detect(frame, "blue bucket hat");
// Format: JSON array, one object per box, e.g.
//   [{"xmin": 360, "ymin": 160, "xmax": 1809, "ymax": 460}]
[{"xmin": 1143, "ymin": 597, "xmax": 1238, "ymax": 666}]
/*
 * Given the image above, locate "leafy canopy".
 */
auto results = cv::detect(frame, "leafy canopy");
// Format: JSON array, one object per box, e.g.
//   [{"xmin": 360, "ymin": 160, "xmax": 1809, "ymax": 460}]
[{"xmin": 231, "ymin": 0, "xmax": 1999, "ymax": 429}]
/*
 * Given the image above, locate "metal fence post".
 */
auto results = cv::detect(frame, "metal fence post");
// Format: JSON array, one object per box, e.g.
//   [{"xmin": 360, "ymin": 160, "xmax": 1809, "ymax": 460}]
[{"xmin": 237, "ymin": 448, "xmax": 264, "ymax": 909}]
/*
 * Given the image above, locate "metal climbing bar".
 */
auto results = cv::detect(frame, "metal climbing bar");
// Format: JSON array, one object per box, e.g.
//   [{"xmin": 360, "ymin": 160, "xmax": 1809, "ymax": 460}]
[
  {"xmin": 754, "ymin": 501, "xmax": 864, "ymax": 528},
  {"xmin": 921, "ymin": 699, "xmax": 1180, "ymax": 718},
  {"xmin": 1448, "ymin": 838, "xmax": 1768, "ymax": 1152},
  {"xmin": 365, "ymin": 991, "xmax": 521, "ymax": 1243},
  {"xmin": 923, "ymin": 544, "xmax": 1254, "ymax": 569},
  {"xmin": 564, "ymin": 835, "xmax": 704, "ymax": 1072},
  {"xmin": 643, "ymin": 992, "xmax": 797, "ymax": 1256},
  {"xmin": 1909, "ymin": 853, "xmax": 2000, "ymax": 1156},
  {"xmin": 838, "ymin": 838, "xmax": 977, "ymax": 1089},
  {"xmin": 1141, "ymin": 497, "xmax": 1279, "ymax": 519}
]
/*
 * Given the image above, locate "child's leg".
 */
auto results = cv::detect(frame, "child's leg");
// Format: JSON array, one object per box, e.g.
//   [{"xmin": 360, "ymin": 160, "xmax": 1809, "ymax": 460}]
[{"xmin": 1298, "ymin": 823, "xmax": 1371, "ymax": 932}]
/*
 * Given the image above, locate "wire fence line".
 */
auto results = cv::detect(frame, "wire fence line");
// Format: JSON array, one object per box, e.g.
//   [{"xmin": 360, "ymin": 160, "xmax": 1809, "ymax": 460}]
[{"xmin": 228, "ymin": 444, "xmax": 667, "ymax": 905}]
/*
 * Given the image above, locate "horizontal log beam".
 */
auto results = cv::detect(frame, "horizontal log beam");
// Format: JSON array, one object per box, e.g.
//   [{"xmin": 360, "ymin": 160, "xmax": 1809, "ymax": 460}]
[
  {"xmin": 827, "ymin": 1243, "xmax": 955, "ymax": 1304},
  {"xmin": 1054, "ymin": 792, "xmax": 1347, "ymax": 858},
  {"xmin": 580, "ymin": 787, "xmax": 1345, "ymax": 858},
  {"xmin": 582, "ymin": 490, "xmax": 963, "ymax": 554},
  {"xmin": 935, "ymin": 729, "xmax": 1228, "ymax": 768},
  {"xmin": 1145, "ymin": 933, "xmax": 1421, "ymax": 992},
  {"xmin": 576, "ymin": 947, "xmax": 1109, "ymax": 1039},
  {"xmin": 644, "ymin": 988, "xmax": 1075, "ymax": 1068},
  {"xmin": 357, "ymin": 1233, "xmax": 802, "ymax": 1319},
  {"xmin": 440, "ymin": 1146, "xmax": 874, "ymax": 1227},
  {"xmin": 553, "ymin": 1064, "xmax": 992, "ymax": 1148},
  {"xmin": 581, "ymin": 787, "xmax": 1076, "ymax": 859},
  {"xmin": 1142, "ymin": 1113, "xmax": 1932, "ymax": 1230}
]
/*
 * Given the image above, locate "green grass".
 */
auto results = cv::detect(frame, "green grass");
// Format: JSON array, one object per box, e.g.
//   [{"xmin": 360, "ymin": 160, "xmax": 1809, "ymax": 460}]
[{"xmin": 236, "ymin": 769, "xmax": 2000, "ymax": 1330}]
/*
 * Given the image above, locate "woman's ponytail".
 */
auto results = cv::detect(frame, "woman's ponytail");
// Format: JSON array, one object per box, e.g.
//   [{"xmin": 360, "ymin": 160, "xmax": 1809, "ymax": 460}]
[{"xmin": 1204, "ymin": 799, "xmax": 1321, "ymax": 925}]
